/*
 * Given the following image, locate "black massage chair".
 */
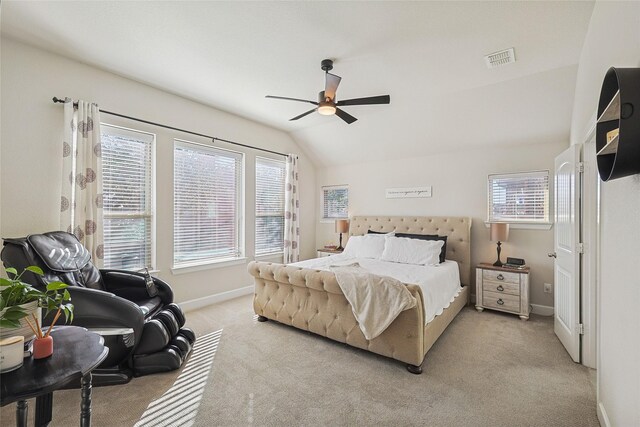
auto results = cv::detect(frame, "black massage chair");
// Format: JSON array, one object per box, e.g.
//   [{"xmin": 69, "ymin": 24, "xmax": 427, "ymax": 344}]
[{"xmin": 1, "ymin": 231, "xmax": 195, "ymax": 385}]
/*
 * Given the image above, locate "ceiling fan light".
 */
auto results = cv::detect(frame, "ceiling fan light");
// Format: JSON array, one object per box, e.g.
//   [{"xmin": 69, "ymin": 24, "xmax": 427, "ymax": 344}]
[{"xmin": 318, "ymin": 103, "xmax": 336, "ymax": 116}]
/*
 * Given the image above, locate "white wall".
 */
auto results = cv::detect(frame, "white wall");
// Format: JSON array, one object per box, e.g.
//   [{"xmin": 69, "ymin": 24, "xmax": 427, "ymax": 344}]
[
  {"xmin": 569, "ymin": 2, "xmax": 640, "ymax": 426},
  {"xmin": 0, "ymin": 38, "xmax": 316, "ymax": 303},
  {"xmin": 316, "ymin": 141, "xmax": 567, "ymax": 309}
]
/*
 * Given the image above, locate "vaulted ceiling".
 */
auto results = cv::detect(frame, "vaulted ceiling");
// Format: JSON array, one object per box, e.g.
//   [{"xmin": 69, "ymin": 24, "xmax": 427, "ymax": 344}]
[{"xmin": 2, "ymin": 1, "xmax": 594, "ymax": 166}]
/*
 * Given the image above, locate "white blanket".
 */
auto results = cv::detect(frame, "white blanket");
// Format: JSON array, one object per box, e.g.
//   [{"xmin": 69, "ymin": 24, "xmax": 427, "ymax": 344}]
[
  {"xmin": 330, "ymin": 262, "xmax": 417, "ymax": 340},
  {"xmin": 292, "ymin": 255, "xmax": 461, "ymax": 324}
]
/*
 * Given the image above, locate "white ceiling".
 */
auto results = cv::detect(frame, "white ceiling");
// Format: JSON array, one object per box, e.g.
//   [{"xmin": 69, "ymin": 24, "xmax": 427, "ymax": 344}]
[{"xmin": 2, "ymin": 1, "xmax": 595, "ymax": 167}]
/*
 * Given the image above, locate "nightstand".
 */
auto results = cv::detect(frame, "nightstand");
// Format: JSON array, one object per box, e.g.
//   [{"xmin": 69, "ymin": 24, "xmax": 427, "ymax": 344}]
[
  {"xmin": 317, "ymin": 248, "xmax": 343, "ymax": 258},
  {"xmin": 475, "ymin": 263, "xmax": 530, "ymax": 320}
]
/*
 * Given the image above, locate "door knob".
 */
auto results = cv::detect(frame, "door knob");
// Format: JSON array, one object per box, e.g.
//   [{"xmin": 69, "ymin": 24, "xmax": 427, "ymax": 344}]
[{"xmin": 548, "ymin": 252, "xmax": 557, "ymax": 258}]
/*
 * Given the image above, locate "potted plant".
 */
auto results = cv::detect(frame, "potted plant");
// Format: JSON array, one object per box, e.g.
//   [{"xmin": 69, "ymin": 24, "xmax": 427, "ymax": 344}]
[
  {"xmin": 0, "ymin": 266, "xmax": 43, "ymax": 333},
  {"xmin": 0, "ymin": 266, "xmax": 73, "ymax": 361}
]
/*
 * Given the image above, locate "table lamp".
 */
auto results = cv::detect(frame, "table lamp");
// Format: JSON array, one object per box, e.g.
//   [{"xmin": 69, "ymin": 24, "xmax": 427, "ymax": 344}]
[
  {"xmin": 490, "ymin": 223, "xmax": 509, "ymax": 267},
  {"xmin": 335, "ymin": 219, "xmax": 349, "ymax": 250}
]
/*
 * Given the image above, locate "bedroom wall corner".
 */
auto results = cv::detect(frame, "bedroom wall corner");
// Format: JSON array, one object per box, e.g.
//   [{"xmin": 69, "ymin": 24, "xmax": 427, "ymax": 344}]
[
  {"xmin": 0, "ymin": 37, "xmax": 317, "ymax": 304},
  {"xmin": 314, "ymin": 141, "xmax": 566, "ymax": 310}
]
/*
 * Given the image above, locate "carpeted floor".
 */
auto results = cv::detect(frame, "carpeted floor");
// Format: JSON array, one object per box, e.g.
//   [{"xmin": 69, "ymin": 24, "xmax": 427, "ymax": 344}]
[{"xmin": 0, "ymin": 295, "xmax": 598, "ymax": 427}]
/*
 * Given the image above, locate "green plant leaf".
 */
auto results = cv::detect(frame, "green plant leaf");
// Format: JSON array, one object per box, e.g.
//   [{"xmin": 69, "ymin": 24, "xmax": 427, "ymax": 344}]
[
  {"xmin": 0, "ymin": 318, "xmax": 21, "ymax": 328},
  {"xmin": 46, "ymin": 282, "xmax": 68, "ymax": 291},
  {"xmin": 25, "ymin": 266, "xmax": 44, "ymax": 276},
  {"xmin": 0, "ymin": 277, "xmax": 13, "ymax": 287},
  {"xmin": 61, "ymin": 306, "xmax": 72, "ymax": 323},
  {"xmin": 4, "ymin": 267, "xmax": 17, "ymax": 276},
  {"xmin": 3, "ymin": 307, "xmax": 28, "ymax": 320}
]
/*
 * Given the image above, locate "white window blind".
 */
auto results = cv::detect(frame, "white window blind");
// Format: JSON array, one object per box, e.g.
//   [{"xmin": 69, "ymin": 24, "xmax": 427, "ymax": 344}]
[
  {"xmin": 255, "ymin": 157, "xmax": 285, "ymax": 255},
  {"xmin": 321, "ymin": 185, "xmax": 349, "ymax": 220},
  {"xmin": 101, "ymin": 124, "xmax": 154, "ymax": 270},
  {"xmin": 488, "ymin": 170, "xmax": 550, "ymax": 223},
  {"xmin": 174, "ymin": 140, "xmax": 243, "ymax": 266}
]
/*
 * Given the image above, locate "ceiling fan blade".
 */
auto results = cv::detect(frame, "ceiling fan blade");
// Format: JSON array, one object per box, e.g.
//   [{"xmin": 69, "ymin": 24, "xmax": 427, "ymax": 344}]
[
  {"xmin": 266, "ymin": 95, "xmax": 318, "ymax": 106},
  {"xmin": 290, "ymin": 108, "xmax": 317, "ymax": 121},
  {"xmin": 324, "ymin": 73, "xmax": 342, "ymax": 101},
  {"xmin": 336, "ymin": 95, "xmax": 390, "ymax": 106},
  {"xmin": 335, "ymin": 108, "xmax": 358, "ymax": 124}
]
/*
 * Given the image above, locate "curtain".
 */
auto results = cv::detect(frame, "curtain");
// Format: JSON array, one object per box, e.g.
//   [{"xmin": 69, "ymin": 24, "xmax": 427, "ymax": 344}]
[
  {"xmin": 283, "ymin": 154, "xmax": 300, "ymax": 263},
  {"xmin": 60, "ymin": 99, "xmax": 105, "ymax": 266}
]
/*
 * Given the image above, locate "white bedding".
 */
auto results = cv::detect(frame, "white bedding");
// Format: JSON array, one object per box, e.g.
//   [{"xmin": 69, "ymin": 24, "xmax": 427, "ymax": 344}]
[{"xmin": 291, "ymin": 254, "xmax": 462, "ymax": 324}]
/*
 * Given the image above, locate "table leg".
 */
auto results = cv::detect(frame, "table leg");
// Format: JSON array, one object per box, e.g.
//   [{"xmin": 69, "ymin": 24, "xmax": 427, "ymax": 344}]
[
  {"xmin": 15, "ymin": 400, "xmax": 27, "ymax": 427},
  {"xmin": 80, "ymin": 373, "xmax": 92, "ymax": 427},
  {"xmin": 34, "ymin": 392, "xmax": 53, "ymax": 427}
]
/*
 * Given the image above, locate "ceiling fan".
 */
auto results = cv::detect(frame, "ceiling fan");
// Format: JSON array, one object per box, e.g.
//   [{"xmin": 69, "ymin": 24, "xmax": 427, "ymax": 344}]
[{"xmin": 266, "ymin": 59, "xmax": 390, "ymax": 124}]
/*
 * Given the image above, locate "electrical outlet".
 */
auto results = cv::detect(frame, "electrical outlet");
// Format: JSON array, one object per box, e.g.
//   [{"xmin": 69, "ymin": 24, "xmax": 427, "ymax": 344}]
[{"xmin": 544, "ymin": 283, "xmax": 553, "ymax": 294}]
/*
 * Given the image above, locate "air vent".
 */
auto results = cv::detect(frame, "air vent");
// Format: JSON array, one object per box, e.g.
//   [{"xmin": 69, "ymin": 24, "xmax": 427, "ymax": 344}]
[{"xmin": 485, "ymin": 48, "xmax": 516, "ymax": 69}]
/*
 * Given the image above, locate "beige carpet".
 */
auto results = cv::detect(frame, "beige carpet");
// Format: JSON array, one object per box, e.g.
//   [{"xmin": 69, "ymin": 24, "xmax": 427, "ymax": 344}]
[{"xmin": 0, "ymin": 295, "xmax": 598, "ymax": 427}]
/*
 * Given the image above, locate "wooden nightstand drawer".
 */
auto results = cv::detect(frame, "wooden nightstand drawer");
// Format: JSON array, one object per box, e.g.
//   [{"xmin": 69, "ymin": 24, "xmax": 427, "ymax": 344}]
[
  {"xmin": 482, "ymin": 280, "xmax": 520, "ymax": 296},
  {"xmin": 476, "ymin": 263, "xmax": 530, "ymax": 320},
  {"xmin": 482, "ymin": 269, "xmax": 520, "ymax": 285},
  {"xmin": 483, "ymin": 291, "xmax": 520, "ymax": 313}
]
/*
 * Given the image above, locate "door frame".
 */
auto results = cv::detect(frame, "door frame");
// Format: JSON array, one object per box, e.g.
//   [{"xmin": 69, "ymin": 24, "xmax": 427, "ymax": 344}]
[{"xmin": 581, "ymin": 120, "xmax": 598, "ymax": 369}]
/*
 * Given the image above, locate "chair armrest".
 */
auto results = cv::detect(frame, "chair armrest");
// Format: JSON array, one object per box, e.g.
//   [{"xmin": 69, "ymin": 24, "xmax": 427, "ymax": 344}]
[
  {"xmin": 61, "ymin": 287, "xmax": 145, "ymax": 349},
  {"xmin": 100, "ymin": 269, "xmax": 174, "ymax": 304}
]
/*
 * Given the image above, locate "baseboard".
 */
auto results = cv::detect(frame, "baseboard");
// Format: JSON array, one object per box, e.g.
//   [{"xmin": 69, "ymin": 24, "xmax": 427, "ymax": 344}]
[
  {"xmin": 179, "ymin": 285, "xmax": 253, "ymax": 312},
  {"xmin": 597, "ymin": 401, "xmax": 611, "ymax": 427},
  {"xmin": 530, "ymin": 304, "xmax": 554, "ymax": 316}
]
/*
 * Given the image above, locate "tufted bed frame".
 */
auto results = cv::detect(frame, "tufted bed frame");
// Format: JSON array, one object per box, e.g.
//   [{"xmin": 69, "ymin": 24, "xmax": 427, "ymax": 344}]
[{"xmin": 248, "ymin": 216, "xmax": 472, "ymax": 374}]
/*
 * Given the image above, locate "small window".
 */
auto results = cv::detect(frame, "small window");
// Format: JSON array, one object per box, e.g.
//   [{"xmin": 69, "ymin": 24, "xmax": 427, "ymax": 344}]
[
  {"xmin": 101, "ymin": 124, "xmax": 155, "ymax": 270},
  {"xmin": 321, "ymin": 185, "xmax": 349, "ymax": 221},
  {"xmin": 255, "ymin": 157, "xmax": 285, "ymax": 256},
  {"xmin": 488, "ymin": 171, "xmax": 550, "ymax": 223},
  {"xmin": 173, "ymin": 140, "xmax": 243, "ymax": 267}
]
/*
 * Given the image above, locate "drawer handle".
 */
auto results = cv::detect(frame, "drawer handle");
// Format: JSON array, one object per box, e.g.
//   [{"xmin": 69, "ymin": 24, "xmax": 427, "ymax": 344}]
[
  {"xmin": 496, "ymin": 274, "xmax": 504, "ymax": 281},
  {"xmin": 497, "ymin": 299, "xmax": 504, "ymax": 305},
  {"xmin": 497, "ymin": 285, "xmax": 504, "ymax": 292}
]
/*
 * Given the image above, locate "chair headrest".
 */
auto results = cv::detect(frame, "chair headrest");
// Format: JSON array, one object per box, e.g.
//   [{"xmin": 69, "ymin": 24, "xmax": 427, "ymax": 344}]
[{"xmin": 27, "ymin": 232, "xmax": 92, "ymax": 272}]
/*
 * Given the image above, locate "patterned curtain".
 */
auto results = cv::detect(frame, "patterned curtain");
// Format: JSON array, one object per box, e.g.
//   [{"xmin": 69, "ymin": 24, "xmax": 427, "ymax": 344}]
[
  {"xmin": 60, "ymin": 99, "xmax": 104, "ymax": 266},
  {"xmin": 283, "ymin": 154, "xmax": 300, "ymax": 263}
]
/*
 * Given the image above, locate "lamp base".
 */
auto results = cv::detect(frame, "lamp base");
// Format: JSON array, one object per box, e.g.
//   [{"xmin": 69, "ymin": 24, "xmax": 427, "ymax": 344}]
[
  {"xmin": 493, "ymin": 241, "xmax": 503, "ymax": 267},
  {"xmin": 336, "ymin": 233, "xmax": 344, "ymax": 251}
]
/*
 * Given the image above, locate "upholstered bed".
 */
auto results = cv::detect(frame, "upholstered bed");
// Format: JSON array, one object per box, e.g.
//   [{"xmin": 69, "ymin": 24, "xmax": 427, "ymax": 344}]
[{"xmin": 248, "ymin": 216, "xmax": 471, "ymax": 373}]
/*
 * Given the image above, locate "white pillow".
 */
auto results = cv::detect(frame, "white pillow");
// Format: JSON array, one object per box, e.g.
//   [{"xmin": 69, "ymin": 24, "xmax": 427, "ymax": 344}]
[
  {"xmin": 342, "ymin": 234, "xmax": 387, "ymax": 259},
  {"xmin": 381, "ymin": 236, "xmax": 444, "ymax": 266}
]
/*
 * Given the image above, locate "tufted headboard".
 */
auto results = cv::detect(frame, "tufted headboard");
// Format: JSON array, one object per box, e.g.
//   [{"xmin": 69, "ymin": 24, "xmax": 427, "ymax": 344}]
[{"xmin": 348, "ymin": 216, "xmax": 472, "ymax": 286}]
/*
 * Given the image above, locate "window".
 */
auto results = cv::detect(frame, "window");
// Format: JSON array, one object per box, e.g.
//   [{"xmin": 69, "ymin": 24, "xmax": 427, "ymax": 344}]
[
  {"xmin": 488, "ymin": 170, "xmax": 550, "ymax": 223},
  {"xmin": 101, "ymin": 125, "xmax": 154, "ymax": 270},
  {"xmin": 173, "ymin": 140, "xmax": 243, "ymax": 267},
  {"xmin": 321, "ymin": 185, "xmax": 349, "ymax": 220},
  {"xmin": 255, "ymin": 157, "xmax": 285, "ymax": 256}
]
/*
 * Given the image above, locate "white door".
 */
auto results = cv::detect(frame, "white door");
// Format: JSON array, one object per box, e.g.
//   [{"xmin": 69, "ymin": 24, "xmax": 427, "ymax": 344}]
[{"xmin": 553, "ymin": 144, "xmax": 582, "ymax": 362}]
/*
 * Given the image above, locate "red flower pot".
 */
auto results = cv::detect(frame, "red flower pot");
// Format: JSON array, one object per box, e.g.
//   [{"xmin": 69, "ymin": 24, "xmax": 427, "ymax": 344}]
[{"xmin": 33, "ymin": 336, "xmax": 53, "ymax": 359}]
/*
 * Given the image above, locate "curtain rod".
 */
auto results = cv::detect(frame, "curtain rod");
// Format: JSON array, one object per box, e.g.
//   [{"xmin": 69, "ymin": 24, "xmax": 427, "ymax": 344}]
[{"xmin": 51, "ymin": 97, "xmax": 288, "ymax": 158}]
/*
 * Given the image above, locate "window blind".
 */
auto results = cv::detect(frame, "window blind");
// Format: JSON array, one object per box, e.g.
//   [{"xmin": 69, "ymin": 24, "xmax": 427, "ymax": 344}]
[
  {"xmin": 101, "ymin": 125, "xmax": 154, "ymax": 270},
  {"xmin": 173, "ymin": 141, "xmax": 243, "ymax": 266},
  {"xmin": 488, "ymin": 171, "xmax": 550, "ymax": 223},
  {"xmin": 255, "ymin": 157, "xmax": 285, "ymax": 255},
  {"xmin": 321, "ymin": 186, "xmax": 348, "ymax": 220}
]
